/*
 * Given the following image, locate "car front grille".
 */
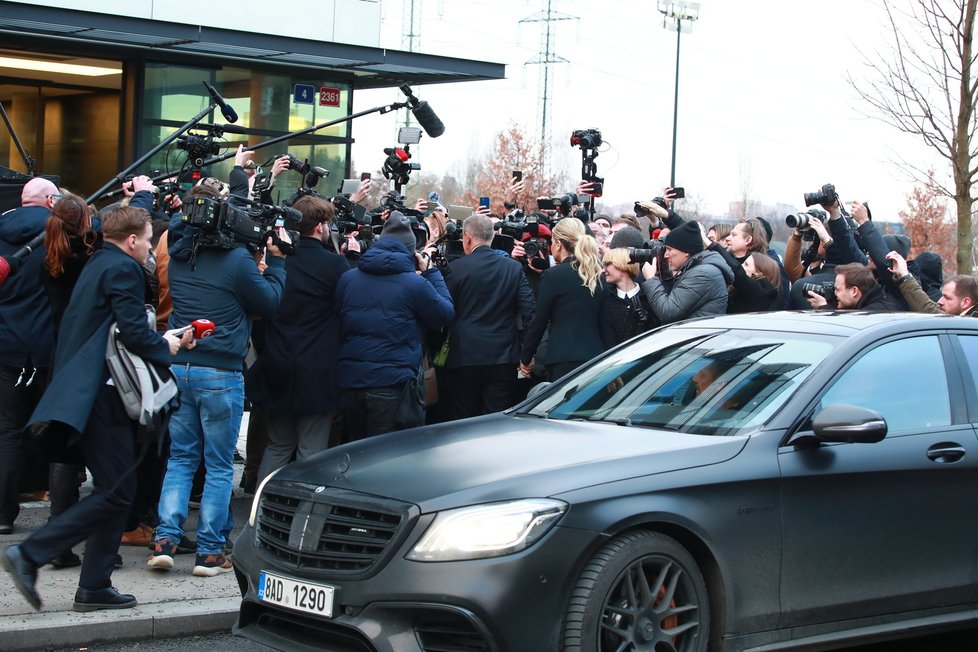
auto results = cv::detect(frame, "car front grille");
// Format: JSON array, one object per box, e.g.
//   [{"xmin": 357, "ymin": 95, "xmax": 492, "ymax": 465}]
[{"xmin": 256, "ymin": 483, "xmax": 406, "ymax": 575}]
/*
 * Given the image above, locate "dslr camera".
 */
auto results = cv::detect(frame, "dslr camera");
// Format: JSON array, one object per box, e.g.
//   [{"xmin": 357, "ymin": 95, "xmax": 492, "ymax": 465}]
[
  {"xmin": 785, "ymin": 208, "xmax": 828, "ymax": 235},
  {"xmin": 801, "ymin": 280, "xmax": 836, "ymax": 306},
  {"xmin": 804, "ymin": 183, "xmax": 838, "ymax": 207}
]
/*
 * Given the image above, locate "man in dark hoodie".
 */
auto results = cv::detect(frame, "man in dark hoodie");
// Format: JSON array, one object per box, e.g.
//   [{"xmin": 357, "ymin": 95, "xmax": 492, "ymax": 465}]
[
  {"xmin": 0, "ymin": 177, "xmax": 60, "ymax": 534},
  {"xmin": 335, "ymin": 212, "xmax": 454, "ymax": 440},
  {"xmin": 640, "ymin": 220, "xmax": 734, "ymax": 323}
]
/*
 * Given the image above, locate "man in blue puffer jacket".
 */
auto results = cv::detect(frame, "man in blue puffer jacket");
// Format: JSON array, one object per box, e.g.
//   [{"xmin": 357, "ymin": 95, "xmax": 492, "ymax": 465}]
[{"xmin": 336, "ymin": 212, "xmax": 454, "ymax": 440}]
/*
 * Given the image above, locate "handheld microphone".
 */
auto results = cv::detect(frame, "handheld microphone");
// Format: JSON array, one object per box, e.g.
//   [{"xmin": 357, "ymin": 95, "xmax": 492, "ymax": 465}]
[
  {"xmin": 173, "ymin": 319, "xmax": 216, "ymax": 339},
  {"xmin": 399, "ymin": 84, "xmax": 445, "ymax": 138},
  {"xmin": 203, "ymin": 81, "xmax": 239, "ymax": 124}
]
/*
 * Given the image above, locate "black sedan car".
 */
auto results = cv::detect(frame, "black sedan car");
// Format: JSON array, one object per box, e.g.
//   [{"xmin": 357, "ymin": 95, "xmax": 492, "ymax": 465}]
[{"xmin": 232, "ymin": 312, "xmax": 978, "ymax": 652}]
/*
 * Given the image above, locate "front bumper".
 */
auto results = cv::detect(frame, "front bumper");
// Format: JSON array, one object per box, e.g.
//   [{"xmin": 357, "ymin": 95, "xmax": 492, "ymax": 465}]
[{"xmin": 232, "ymin": 521, "xmax": 599, "ymax": 652}]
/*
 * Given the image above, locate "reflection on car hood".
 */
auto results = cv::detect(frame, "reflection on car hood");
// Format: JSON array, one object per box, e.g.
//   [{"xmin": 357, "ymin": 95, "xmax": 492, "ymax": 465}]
[{"xmin": 277, "ymin": 414, "xmax": 748, "ymax": 512}]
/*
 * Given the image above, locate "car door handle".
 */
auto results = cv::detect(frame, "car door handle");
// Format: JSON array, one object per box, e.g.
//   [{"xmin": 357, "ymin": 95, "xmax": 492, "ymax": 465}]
[{"xmin": 926, "ymin": 443, "xmax": 966, "ymax": 463}]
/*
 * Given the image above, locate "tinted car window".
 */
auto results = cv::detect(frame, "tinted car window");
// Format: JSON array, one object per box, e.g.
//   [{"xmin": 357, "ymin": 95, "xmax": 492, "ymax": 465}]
[
  {"xmin": 820, "ymin": 335, "xmax": 950, "ymax": 432},
  {"xmin": 522, "ymin": 328, "xmax": 836, "ymax": 436},
  {"xmin": 958, "ymin": 335, "xmax": 978, "ymax": 408}
]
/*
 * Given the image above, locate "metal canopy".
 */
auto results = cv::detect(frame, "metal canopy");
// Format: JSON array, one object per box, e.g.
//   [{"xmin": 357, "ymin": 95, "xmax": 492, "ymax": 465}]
[{"xmin": 0, "ymin": 1, "xmax": 505, "ymax": 88}]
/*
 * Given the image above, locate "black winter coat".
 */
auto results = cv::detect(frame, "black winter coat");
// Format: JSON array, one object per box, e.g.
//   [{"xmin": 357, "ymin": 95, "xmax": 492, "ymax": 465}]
[
  {"xmin": 28, "ymin": 243, "xmax": 171, "ymax": 438},
  {"xmin": 248, "ymin": 237, "xmax": 350, "ymax": 414},
  {"xmin": 520, "ymin": 257, "xmax": 608, "ymax": 366}
]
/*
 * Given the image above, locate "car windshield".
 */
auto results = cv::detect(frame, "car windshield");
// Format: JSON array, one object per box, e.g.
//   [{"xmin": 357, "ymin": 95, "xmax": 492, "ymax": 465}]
[{"xmin": 519, "ymin": 327, "xmax": 837, "ymax": 436}]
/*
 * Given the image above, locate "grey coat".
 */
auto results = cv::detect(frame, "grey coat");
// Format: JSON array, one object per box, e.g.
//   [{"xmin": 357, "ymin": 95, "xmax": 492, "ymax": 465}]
[{"xmin": 641, "ymin": 250, "xmax": 734, "ymax": 324}]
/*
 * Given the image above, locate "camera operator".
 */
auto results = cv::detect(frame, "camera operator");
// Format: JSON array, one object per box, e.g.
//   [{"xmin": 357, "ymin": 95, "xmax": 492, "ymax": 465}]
[
  {"xmin": 229, "ymin": 146, "xmax": 290, "ymax": 203},
  {"xmin": 886, "ymin": 251, "xmax": 977, "ymax": 316},
  {"xmin": 805, "ymin": 262, "xmax": 901, "ymax": 311},
  {"xmin": 335, "ymin": 212, "xmax": 454, "ymax": 440},
  {"xmin": 639, "ymin": 221, "xmax": 733, "ymax": 324},
  {"xmin": 149, "ymin": 198, "xmax": 290, "ymax": 577},
  {"xmin": 785, "ymin": 213, "xmax": 834, "ymax": 282},
  {"xmin": 441, "ymin": 214, "xmax": 534, "ymax": 419}
]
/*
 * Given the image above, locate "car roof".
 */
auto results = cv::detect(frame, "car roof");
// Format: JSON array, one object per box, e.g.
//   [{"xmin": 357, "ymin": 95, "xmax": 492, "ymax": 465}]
[{"xmin": 671, "ymin": 311, "xmax": 977, "ymax": 337}]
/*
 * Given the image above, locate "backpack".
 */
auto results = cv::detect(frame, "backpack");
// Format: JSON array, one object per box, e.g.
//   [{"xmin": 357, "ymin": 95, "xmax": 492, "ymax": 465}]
[{"xmin": 105, "ymin": 306, "xmax": 179, "ymax": 449}]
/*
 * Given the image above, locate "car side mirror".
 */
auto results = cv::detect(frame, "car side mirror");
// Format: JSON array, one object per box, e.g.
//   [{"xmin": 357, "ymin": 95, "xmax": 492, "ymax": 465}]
[
  {"xmin": 812, "ymin": 403, "xmax": 887, "ymax": 444},
  {"xmin": 526, "ymin": 381, "xmax": 552, "ymax": 400}
]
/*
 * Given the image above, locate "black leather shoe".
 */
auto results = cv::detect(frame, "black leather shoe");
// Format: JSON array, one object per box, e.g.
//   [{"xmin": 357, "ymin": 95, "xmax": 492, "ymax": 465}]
[
  {"xmin": 72, "ymin": 586, "xmax": 137, "ymax": 612},
  {"xmin": 0, "ymin": 544, "xmax": 40, "ymax": 610},
  {"xmin": 49, "ymin": 549, "xmax": 81, "ymax": 569},
  {"xmin": 0, "ymin": 523, "xmax": 12, "ymax": 535}
]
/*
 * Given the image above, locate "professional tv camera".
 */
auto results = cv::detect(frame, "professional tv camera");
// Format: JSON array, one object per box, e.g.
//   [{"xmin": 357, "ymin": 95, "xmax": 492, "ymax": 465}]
[{"xmin": 183, "ymin": 195, "xmax": 299, "ymax": 254}]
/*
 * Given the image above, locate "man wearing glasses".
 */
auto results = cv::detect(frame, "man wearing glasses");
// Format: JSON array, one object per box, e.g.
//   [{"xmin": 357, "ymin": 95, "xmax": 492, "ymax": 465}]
[{"xmin": 0, "ymin": 177, "xmax": 61, "ymax": 535}]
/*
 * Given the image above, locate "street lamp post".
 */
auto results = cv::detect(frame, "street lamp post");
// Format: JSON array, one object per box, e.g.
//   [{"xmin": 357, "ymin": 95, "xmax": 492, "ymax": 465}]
[{"xmin": 658, "ymin": 1, "xmax": 700, "ymax": 188}]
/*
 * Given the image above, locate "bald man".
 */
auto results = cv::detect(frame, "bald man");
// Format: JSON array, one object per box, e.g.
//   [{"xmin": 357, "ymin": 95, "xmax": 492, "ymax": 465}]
[{"xmin": 0, "ymin": 176, "xmax": 60, "ymax": 534}]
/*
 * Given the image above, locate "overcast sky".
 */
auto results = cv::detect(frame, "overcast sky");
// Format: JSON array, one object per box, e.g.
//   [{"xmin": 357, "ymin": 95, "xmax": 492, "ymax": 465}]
[{"xmin": 350, "ymin": 0, "xmax": 946, "ymax": 222}]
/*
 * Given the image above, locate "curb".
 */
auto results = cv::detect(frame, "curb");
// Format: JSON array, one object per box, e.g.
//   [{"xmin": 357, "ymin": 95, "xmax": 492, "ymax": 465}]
[{"xmin": 0, "ymin": 596, "xmax": 240, "ymax": 651}]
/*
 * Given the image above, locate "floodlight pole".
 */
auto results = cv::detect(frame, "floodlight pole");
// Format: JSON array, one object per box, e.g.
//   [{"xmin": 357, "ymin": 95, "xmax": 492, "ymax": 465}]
[{"xmin": 659, "ymin": 1, "xmax": 699, "ymax": 188}]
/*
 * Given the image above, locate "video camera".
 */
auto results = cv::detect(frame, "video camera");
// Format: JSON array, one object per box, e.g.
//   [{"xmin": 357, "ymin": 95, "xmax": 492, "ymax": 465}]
[
  {"xmin": 495, "ymin": 214, "xmax": 551, "ymax": 271},
  {"xmin": 382, "ymin": 146, "xmax": 420, "ymax": 187},
  {"xmin": 537, "ymin": 193, "xmax": 582, "ymax": 217},
  {"xmin": 571, "ymin": 128, "xmax": 604, "ymax": 198},
  {"xmin": 183, "ymin": 195, "xmax": 299, "ymax": 254}
]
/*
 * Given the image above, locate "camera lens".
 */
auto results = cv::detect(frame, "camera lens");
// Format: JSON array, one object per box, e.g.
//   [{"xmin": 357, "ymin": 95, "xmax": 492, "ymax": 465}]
[{"xmin": 786, "ymin": 213, "xmax": 811, "ymax": 229}]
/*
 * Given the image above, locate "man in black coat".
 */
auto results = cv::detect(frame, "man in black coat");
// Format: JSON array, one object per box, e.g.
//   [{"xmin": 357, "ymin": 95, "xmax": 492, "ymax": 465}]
[
  {"xmin": 443, "ymin": 214, "xmax": 535, "ymax": 419},
  {"xmin": 252, "ymin": 195, "xmax": 350, "ymax": 483},
  {"xmin": 0, "ymin": 206, "xmax": 192, "ymax": 612}
]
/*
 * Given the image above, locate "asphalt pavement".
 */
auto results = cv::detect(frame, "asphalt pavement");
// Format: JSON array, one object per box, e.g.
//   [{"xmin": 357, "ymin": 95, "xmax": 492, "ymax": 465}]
[{"xmin": 0, "ymin": 456, "xmax": 252, "ymax": 652}]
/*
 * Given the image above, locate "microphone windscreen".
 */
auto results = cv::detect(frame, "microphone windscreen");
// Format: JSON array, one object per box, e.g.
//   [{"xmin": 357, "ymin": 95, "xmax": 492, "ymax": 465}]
[
  {"xmin": 222, "ymin": 105, "xmax": 239, "ymax": 124},
  {"xmin": 220, "ymin": 123, "xmax": 249, "ymax": 135},
  {"xmin": 411, "ymin": 101, "xmax": 445, "ymax": 138}
]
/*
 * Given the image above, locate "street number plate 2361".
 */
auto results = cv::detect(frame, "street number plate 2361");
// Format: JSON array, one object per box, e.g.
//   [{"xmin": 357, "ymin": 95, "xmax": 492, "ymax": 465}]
[{"xmin": 258, "ymin": 570, "xmax": 335, "ymax": 618}]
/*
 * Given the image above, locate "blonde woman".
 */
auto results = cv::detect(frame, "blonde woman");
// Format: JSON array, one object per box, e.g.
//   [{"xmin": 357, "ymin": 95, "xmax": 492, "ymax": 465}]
[
  {"xmin": 599, "ymin": 248, "xmax": 656, "ymax": 346},
  {"xmin": 519, "ymin": 218, "xmax": 608, "ymax": 381}
]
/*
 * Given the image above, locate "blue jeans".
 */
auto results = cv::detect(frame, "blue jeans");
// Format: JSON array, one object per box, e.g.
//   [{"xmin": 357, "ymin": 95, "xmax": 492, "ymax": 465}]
[{"xmin": 156, "ymin": 365, "xmax": 243, "ymax": 555}]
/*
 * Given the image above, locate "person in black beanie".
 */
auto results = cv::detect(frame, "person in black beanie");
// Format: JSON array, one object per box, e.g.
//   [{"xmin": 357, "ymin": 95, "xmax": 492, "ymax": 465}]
[{"xmin": 640, "ymin": 221, "xmax": 733, "ymax": 324}]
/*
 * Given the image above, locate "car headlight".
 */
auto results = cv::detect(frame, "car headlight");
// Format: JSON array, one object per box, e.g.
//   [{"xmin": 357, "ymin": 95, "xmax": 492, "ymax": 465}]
[
  {"xmin": 406, "ymin": 499, "xmax": 567, "ymax": 562},
  {"xmin": 247, "ymin": 466, "xmax": 284, "ymax": 527}
]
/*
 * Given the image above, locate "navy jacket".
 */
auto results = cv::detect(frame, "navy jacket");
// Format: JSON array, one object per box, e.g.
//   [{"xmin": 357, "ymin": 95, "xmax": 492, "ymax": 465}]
[
  {"xmin": 336, "ymin": 237, "xmax": 454, "ymax": 389},
  {"xmin": 167, "ymin": 242, "xmax": 286, "ymax": 371},
  {"xmin": 29, "ymin": 243, "xmax": 171, "ymax": 436},
  {"xmin": 0, "ymin": 205, "xmax": 53, "ymax": 368},
  {"xmin": 443, "ymin": 245, "xmax": 535, "ymax": 368},
  {"xmin": 249, "ymin": 237, "xmax": 350, "ymax": 414},
  {"xmin": 520, "ymin": 257, "xmax": 609, "ymax": 366}
]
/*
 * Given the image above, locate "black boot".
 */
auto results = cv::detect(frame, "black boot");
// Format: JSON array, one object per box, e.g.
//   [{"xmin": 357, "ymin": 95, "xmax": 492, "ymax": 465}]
[{"xmin": 72, "ymin": 586, "xmax": 137, "ymax": 612}]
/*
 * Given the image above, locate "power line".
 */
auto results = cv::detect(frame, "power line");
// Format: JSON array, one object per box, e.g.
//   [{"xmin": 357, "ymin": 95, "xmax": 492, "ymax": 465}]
[{"xmin": 520, "ymin": 0, "xmax": 578, "ymax": 174}]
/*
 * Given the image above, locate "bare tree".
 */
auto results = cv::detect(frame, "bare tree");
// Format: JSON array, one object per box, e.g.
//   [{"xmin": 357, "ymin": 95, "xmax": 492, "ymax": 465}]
[{"xmin": 851, "ymin": 0, "xmax": 977, "ymax": 273}]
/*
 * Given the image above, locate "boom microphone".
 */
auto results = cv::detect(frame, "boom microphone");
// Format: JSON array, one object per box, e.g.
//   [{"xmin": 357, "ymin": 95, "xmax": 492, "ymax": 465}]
[
  {"xmin": 203, "ymin": 81, "xmax": 239, "ymax": 124},
  {"xmin": 399, "ymin": 84, "xmax": 444, "ymax": 138}
]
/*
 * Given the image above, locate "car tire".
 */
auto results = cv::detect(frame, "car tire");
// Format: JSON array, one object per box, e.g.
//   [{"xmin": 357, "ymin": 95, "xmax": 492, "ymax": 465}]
[{"xmin": 563, "ymin": 530, "xmax": 710, "ymax": 652}]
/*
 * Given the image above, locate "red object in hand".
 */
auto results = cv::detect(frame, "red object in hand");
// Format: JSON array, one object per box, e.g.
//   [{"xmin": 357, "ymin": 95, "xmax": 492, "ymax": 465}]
[{"xmin": 192, "ymin": 319, "xmax": 215, "ymax": 339}]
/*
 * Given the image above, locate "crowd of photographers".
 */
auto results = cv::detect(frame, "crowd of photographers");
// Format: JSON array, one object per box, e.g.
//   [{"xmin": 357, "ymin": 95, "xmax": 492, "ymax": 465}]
[{"xmin": 1, "ymin": 145, "xmax": 977, "ymax": 611}]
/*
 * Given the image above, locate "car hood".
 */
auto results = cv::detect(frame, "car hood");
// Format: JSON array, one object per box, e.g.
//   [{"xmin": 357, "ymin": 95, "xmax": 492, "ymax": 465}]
[{"xmin": 275, "ymin": 414, "xmax": 748, "ymax": 513}]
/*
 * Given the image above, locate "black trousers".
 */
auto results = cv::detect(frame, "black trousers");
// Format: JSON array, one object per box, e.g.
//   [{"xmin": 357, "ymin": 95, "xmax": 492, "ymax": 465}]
[
  {"xmin": 0, "ymin": 363, "xmax": 47, "ymax": 525},
  {"xmin": 444, "ymin": 364, "xmax": 517, "ymax": 421},
  {"xmin": 342, "ymin": 382, "xmax": 423, "ymax": 443},
  {"xmin": 21, "ymin": 383, "xmax": 137, "ymax": 590}
]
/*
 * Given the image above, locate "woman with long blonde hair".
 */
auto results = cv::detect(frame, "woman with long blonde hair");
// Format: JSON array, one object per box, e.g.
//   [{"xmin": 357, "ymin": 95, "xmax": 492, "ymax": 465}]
[{"xmin": 519, "ymin": 218, "xmax": 608, "ymax": 381}]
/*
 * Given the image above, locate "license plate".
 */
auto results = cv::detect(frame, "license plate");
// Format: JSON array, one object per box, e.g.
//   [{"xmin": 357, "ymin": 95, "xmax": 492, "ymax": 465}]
[{"xmin": 258, "ymin": 571, "xmax": 335, "ymax": 618}]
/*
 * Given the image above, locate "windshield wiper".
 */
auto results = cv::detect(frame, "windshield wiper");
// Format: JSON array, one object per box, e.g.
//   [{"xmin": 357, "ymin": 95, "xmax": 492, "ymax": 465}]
[{"xmin": 585, "ymin": 416, "xmax": 632, "ymax": 426}]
